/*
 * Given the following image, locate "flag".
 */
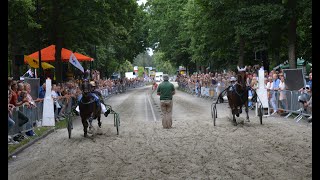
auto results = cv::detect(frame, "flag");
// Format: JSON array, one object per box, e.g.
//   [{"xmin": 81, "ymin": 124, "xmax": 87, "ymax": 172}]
[
  {"xmin": 27, "ymin": 69, "xmax": 34, "ymax": 77},
  {"xmin": 69, "ymin": 53, "xmax": 84, "ymax": 73}
]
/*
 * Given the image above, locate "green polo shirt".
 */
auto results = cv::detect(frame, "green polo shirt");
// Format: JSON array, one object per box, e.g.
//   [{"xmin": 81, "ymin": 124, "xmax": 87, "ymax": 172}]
[{"xmin": 157, "ymin": 81, "xmax": 175, "ymax": 100}]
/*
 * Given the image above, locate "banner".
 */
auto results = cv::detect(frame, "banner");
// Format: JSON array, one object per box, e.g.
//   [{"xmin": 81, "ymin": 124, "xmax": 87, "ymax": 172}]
[{"xmin": 69, "ymin": 53, "xmax": 84, "ymax": 73}]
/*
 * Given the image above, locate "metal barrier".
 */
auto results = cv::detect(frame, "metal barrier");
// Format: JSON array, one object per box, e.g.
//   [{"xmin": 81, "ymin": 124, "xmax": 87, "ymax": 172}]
[
  {"xmin": 8, "ymin": 101, "xmax": 44, "ymax": 137},
  {"xmin": 99, "ymin": 81, "xmax": 146, "ymax": 99},
  {"xmin": 178, "ymin": 83, "xmax": 222, "ymax": 101},
  {"xmin": 269, "ymin": 90, "xmax": 312, "ymax": 122}
]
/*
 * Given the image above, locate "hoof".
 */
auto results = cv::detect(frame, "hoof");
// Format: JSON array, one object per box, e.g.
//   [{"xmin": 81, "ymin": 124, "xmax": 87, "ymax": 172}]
[
  {"xmin": 246, "ymin": 118, "xmax": 250, "ymax": 122},
  {"xmin": 233, "ymin": 121, "xmax": 237, "ymax": 126},
  {"xmin": 236, "ymin": 113, "xmax": 239, "ymax": 117},
  {"xmin": 84, "ymin": 133, "xmax": 88, "ymax": 137}
]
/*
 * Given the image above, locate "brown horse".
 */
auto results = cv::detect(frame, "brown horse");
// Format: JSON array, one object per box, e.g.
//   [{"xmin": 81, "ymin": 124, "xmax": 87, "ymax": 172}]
[
  {"xmin": 226, "ymin": 66, "xmax": 249, "ymax": 125},
  {"xmin": 79, "ymin": 80, "xmax": 102, "ymax": 137}
]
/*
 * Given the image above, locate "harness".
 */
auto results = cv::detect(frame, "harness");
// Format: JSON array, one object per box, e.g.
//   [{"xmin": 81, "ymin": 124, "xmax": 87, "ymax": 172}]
[
  {"xmin": 80, "ymin": 93, "xmax": 100, "ymax": 106},
  {"xmin": 228, "ymin": 82, "xmax": 248, "ymax": 104},
  {"xmin": 80, "ymin": 97, "xmax": 95, "ymax": 105}
]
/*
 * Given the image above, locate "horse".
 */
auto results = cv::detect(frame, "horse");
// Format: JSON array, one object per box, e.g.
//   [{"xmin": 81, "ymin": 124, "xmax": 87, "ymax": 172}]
[
  {"xmin": 79, "ymin": 80, "xmax": 102, "ymax": 137},
  {"xmin": 226, "ymin": 66, "xmax": 249, "ymax": 125}
]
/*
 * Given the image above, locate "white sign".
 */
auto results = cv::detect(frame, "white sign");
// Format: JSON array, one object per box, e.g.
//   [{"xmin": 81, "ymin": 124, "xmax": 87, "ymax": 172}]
[
  {"xmin": 256, "ymin": 69, "xmax": 268, "ymax": 108},
  {"xmin": 42, "ymin": 78, "xmax": 55, "ymax": 126}
]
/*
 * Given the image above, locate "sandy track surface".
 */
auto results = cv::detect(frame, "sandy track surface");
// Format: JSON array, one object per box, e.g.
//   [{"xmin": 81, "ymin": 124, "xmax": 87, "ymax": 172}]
[{"xmin": 8, "ymin": 83, "xmax": 312, "ymax": 179}]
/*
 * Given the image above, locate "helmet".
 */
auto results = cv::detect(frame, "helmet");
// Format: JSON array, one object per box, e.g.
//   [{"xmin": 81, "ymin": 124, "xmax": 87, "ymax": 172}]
[
  {"xmin": 90, "ymin": 81, "xmax": 96, "ymax": 87},
  {"xmin": 230, "ymin": 76, "xmax": 237, "ymax": 82}
]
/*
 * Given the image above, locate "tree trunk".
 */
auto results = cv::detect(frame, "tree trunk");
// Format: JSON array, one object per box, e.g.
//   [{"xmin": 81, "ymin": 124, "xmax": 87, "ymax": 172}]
[
  {"xmin": 238, "ymin": 36, "xmax": 245, "ymax": 67},
  {"xmin": 288, "ymin": 16, "xmax": 297, "ymax": 69},
  {"xmin": 52, "ymin": 0, "xmax": 63, "ymax": 83},
  {"xmin": 287, "ymin": 0, "xmax": 297, "ymax": 69},
  {"xmin": 55, "ymin": 37, "xmax": 63, "ymax": 83}
]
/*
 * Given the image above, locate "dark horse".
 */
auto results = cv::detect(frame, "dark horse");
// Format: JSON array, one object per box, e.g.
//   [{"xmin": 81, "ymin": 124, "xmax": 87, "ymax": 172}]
[
  {"xmin": 79, "ymin": 80, "xmax": 102, "ymax": 137},
  {"xmin": 226, "ymin": 66, "xmax": 249, "ymax": 125}
]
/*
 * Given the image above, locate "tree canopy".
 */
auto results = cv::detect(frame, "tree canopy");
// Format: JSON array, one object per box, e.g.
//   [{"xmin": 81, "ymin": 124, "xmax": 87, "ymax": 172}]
[
  {"xmin": 8, "ymin": 0, "xmax": 312, "ymax": 80},
  {"xmin": 145, "ymin": 0, "xmax": 312, "ymax": 72}
]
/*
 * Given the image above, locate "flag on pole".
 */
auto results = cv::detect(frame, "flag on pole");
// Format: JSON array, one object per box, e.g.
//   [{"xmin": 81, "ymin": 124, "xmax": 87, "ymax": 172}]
[
  {"xmin": 27, "ymin": 69, "xmax": 34, "ymax": 77},
  {"xmin": 69, "ymin": 53, "xmax": 84, "ymax": 73}
]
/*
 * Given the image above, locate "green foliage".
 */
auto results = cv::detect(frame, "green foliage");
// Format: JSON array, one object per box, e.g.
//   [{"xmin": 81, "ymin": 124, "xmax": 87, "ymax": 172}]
[
  {"xmin": 138, "ymin": 66, "xmax": 145, "ymax": 77},
  {"xmin": 133, "ymin": 52, "xmax": 155, "ymax": 67},
  {"xmin": 8, "ymin": 0, "xmax": 312, "ymax": 78},
  {"xmin": 146, "ymin": 0, "xmax": 311, "ymax": 72},
  {"xmin": 117, "ymin": 60, "xmax": 134, "ymax": 77},
  {"xmin": 152, "ymin": 51, "xmax": 176, "ymax": 75},
  {"xmin": 8, "ymin": 0, "xmax": 149, "ymax": 80}
]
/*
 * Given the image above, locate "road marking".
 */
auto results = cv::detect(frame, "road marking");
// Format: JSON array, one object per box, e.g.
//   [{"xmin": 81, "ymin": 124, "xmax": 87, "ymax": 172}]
[{"xmin": 147, "ymin": 94, "xmax": 157, "ymax": 122}]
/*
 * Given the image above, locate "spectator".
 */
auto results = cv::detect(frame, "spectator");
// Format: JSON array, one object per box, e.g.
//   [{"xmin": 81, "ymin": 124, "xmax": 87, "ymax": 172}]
[
  {"xmin": 52, "ymin": 84, "xmax": 62, "ymax": 121},
  {"xmin": 8, "ymin": 90, "xmax": 15, "ymax": 129},
  {"xmin": 17, "ymin": 83, "xmax": 24, "ymax": 101},
  {"xmin": 24, "ymin": 83, "xmax": 38, "ymax": 107},
  {"xmin": 298, "ymin": 84, "xmax": 312, "ymax": 113},
  {"xmin": 266, "ymin": 77, "xmax": 273, "ymax": 101},
  {"xmin": 8, "ymin": 90, "xmax": 18, "ymax": 144},
  {"xmin": 10, "ymin": 81, "xmax": 23, "ymax": 106},
  {"xmin": 23, "ymin": 83, "xmax": 37, "ymax": 136},
  {"xmin": 306, "ymin": 72, "xmax": 312, "ymax": 90},
  {"xmin": 39, "ymin": 82, "xmax": 46, "ymax": 99},
  {"xmin": 248, "ymin": 77, "xmax": 258, "ymax": 110},
  {"xmin": 270, "ymin": 73, "xmax": 280, "ymax": 115},
  {"xmin": 279, "ymin": 75, "xmax": 287, "ymax": 112}
]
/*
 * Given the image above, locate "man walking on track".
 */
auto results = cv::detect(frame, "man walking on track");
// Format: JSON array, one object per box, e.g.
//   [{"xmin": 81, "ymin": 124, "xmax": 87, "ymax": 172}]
[{"xmin": 157, "ymin": 74, "xmax": 175, "ymax": 128}]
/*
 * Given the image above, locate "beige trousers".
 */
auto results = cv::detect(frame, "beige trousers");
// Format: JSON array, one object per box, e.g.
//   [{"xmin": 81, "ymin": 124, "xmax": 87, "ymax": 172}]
[{"xmin": 160, "ymin": 100, "xmax": 173, "ymax": 128}]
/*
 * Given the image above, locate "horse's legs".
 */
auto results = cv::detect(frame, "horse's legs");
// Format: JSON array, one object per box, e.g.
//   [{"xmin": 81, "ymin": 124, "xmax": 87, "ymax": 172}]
[
  {"xmin": 245, "ymin": 101, "xmax": 250, "ymax": 122},
  {"xmin": 232, "ymin": 108, "xmax": 237, "ymax": 126},
  {"xmin": 81, "ymin": 117, "xmax": 89, "ymax": 137},
  {"xmin": 97, "ymin": 115, "xmax": 102, "ymax": 128},
  {"xmin": 232, "ymin": 113, "xmax": 237, "ymax": 126}
]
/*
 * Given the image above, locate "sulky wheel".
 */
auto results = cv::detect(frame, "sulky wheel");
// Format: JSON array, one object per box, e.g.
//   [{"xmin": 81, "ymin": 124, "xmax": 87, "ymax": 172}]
[
  {"xmin": 213, "ymin": 106, "xmax": 217, "ymax": 126},
  {"xmin": 67, "ymin": 116, "xmax": 73, "ymax": 139},
  {"xmin": 116, "ymin": 113, "xmax": 120, "ymax": 135},
  {"xmin": 211, "ymin": 104, "xmax": 215, "ymax": 119},
  {"xmin": 258, "ymin": 104, "xmax": 263, "ymax": 124},
  {"xmin": 114, "ymin": 113, "xmax": 120, "ymax": 135}
]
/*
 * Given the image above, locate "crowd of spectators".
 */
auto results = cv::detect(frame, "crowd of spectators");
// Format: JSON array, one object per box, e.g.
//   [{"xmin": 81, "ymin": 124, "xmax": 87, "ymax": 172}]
[
  {"xmin": 176, "ymin": 64, "xmax": 312, "ymax": 121},
  {"xmin": 8, "ymin": 74, "xmax": 146, "ymax": 144}
]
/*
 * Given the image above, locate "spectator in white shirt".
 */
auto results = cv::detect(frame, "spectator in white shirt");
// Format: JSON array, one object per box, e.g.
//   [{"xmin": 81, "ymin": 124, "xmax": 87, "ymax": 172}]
[
  {"xmin": 279, "ymin": 76, "xmax": 287, "ymax": 111},
  {"xmin": 266, "ymin": 76, "xmax": 273, "ymax": 101}
]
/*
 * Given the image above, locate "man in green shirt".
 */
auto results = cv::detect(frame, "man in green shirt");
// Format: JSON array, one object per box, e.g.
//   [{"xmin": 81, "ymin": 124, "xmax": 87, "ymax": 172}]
[{"xmin": 157, "ymin": 74, "xmax": 175, "ymax": 128}]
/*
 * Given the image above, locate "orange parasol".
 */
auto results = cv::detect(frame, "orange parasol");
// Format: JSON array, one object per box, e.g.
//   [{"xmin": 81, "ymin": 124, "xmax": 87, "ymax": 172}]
[{"xmin": 24, "ymin": 45, "xmax": 93, "ymax": 63}]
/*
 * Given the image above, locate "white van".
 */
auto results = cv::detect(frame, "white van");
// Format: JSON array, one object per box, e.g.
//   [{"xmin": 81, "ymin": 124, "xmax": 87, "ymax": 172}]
[{"xmin": 155, "ymin": 72, "xmax": 163, "ymax": 82}]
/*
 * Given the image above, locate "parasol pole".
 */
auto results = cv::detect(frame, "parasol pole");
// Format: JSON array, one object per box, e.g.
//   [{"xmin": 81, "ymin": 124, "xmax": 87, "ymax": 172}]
[{"xmin": 37, "ymin": 0, "xmax": 43, "ymax": 84}]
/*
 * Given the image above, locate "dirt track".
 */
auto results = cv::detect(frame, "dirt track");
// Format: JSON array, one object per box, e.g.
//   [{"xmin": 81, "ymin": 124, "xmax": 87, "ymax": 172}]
[{"xmin": 8, "ymin": 83, "xmax": 312, "ymax": 179}]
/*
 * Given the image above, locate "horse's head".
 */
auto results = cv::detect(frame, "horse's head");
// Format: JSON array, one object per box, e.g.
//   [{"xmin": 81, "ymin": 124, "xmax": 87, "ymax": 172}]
[
  {"xmin": 237, "ymin": 66, "xmax": 247, "ymax": 87},
  {"xmin": 81, "ymin": 80, "xmax": 92, "ymax": 95}
]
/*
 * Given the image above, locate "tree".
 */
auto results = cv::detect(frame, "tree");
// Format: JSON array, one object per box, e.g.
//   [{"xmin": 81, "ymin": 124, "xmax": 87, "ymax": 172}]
[{"xmin": 117, "ymin": 60, "xmax": 134, "ymax": 77}]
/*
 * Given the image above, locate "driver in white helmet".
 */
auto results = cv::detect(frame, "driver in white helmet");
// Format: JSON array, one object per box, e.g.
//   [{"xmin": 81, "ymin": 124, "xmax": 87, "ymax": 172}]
[{"xmin": 228, "ymin": 76, "xmax": 237, "ymax": 91}]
